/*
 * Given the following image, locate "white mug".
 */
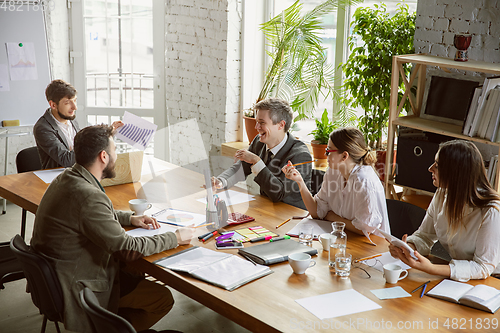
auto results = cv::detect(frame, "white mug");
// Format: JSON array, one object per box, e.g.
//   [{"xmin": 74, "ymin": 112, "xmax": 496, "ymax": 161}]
[
  {"xmin": 383, "ymin": 263, "xmax": 408, "ymax": 284},
  {"xmin": 319, "ymin": 233, "xmax": 331, "ymax": 251},
  {"xmin": 288, "ymin": 252, "xmax": 316, "ymax": 274},
  {"xmin": 129, "ymin": 199, "xmax": 152, "ymax": 216}
]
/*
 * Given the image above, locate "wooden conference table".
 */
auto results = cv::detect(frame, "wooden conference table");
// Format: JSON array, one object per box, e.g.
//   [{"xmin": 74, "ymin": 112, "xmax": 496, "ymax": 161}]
[{"xmin": 1, "ymin": 158, "xmax": 500, "ymax": 332}]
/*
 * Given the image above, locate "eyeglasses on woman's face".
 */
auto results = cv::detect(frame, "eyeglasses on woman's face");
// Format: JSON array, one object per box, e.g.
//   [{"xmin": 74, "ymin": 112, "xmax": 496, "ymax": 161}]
[{"xmin": 325, "ymin": 148, "xmax": 338, "ymax": 156}]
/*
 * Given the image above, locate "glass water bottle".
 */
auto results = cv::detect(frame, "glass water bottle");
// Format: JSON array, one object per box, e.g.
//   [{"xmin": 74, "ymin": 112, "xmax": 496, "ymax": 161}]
[{"xmin": 329, "ymin": 222, "xmax": 347, "ymax": 267}]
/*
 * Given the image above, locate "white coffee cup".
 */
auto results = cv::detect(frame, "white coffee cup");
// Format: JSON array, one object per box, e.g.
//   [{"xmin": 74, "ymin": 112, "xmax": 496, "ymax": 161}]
[
  {"xmin": 288, "ymin": 252, "xmax": 316, "ymax": 274},
  {"xmin": 383, "ymin": 263, "xmax": 408, "ymax": 284},
  {"xmin": 128, "ymin": 199, "xmax": 152, "ymax": 216},
  {"xmin": 319, "ymin": 233, "xmax": 331, "ymax": 251}
]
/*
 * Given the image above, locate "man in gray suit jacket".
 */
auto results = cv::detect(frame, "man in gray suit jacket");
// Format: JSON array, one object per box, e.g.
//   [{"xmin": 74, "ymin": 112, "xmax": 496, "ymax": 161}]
[
  {"xmin": 31, "ymin": 124, "xmax": 194, "ymax": 333},
  {"xmin": 214, "ymin": 98, "xmax": 312, "ymax": 210},
  {"xmin": 34, "ymin": 79, "xmax": 80, "ymax": 169}
]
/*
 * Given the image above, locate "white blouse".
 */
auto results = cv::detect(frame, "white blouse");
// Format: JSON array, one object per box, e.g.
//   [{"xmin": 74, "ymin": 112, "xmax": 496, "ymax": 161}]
[
  {"xmin": 314, "ymin": 164, "xmax": 390, "ymax": 235},
  {"xmin": 407, "ymin": 190, "xmax": 500, "ymax": 282}
]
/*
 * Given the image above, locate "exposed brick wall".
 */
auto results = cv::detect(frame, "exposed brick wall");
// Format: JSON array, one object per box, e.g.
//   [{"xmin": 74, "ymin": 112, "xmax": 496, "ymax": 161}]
[
  {"xmin": 415, "ymin": 0, "xmax": 500, "ymax": 63},
  {"xmin": 165, "ymin": 0, "xmax": 241, "ymax": 175}
]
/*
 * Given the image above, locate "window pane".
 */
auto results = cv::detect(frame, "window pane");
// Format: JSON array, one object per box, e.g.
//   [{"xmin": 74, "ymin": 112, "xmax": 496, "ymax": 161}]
[{"xmin": 84, "ymin": 0, "xmax": 153, "ymax": 108}]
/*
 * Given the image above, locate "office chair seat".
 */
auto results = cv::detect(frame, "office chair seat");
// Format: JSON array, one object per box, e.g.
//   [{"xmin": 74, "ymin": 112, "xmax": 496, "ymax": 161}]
[
  {"xmin": 80, "ymin": 287, "xmax": 182, "ymax": 333},
  {"xmin": 10, "ymin": 235, "xmax": 64, "ymax": 333}
]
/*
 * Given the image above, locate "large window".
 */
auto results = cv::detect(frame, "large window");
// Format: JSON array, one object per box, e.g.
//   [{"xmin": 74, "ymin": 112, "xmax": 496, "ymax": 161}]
[
  {"xmin": 71, "ymin": 0, "xmax": 166, "ymax": 158},
  {"xmin": 269, "ymin": 0, "xmax": 417, "ymax": 142}
]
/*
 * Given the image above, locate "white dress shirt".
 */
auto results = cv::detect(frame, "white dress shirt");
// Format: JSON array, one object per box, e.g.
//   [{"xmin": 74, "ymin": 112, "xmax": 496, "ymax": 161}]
[
  {"xmin": 407, "ymin": 190, "xmax": 500, "ymax": 282},
  {"xmin": 50, "ymin": 112, "xmax": 76, "ymax": 151},
  {"xmin": 314, "ymin": 164, "xmax": 390, "ymax": 235}
]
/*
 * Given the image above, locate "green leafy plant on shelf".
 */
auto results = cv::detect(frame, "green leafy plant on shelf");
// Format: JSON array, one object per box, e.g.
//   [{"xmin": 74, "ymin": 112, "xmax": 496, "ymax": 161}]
[
  {"xmin": 247, "ymin": 0, "xmax": 358, "ymax": 123},
  {"xmin": 341, "ymin": 3, "xmax": 416, "ymax": 149}
]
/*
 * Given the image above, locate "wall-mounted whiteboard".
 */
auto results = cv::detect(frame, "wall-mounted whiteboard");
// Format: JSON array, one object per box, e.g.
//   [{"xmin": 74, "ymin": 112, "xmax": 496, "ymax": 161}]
[{"xmin": 0, "ymin": 3, "xmax": 51, "ymax": 126}]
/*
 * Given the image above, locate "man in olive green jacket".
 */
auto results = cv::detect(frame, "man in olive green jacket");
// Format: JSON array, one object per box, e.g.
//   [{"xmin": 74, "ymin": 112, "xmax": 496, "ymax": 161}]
[{"xmin": 31, "ymin": 124, "xmax": 193, "ymax": 333}]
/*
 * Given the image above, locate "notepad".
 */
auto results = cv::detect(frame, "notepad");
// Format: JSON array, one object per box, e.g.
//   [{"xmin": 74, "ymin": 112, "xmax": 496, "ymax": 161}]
[
  {"xmin": 426, "ymin": 279, "xmax": 500, "ymax": 314},
  {"xmin": 286, "ymin": 218, "xmax": 332, "ymax": 240},
  {"xmin": 154, "ymin": 246, "xmax": 272, "ymax": 291}
]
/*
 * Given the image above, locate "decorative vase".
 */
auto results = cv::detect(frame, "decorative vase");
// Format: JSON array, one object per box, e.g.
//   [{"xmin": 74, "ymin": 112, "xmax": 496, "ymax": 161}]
[
  {"xmin": 454, "ymin": 34, "xmax": 472, "ymax": 62},
  {"xmin": 243, "ymin": 116, "xmax": 259, "ymax": 142},
  {"xmin": 310, "ymin": 140, "xmax": 328, "ymax": 168}
]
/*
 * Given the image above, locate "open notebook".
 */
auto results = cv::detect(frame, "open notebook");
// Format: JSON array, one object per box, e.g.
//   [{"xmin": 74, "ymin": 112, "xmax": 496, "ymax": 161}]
[{"xmin": 154, "ymin": 247, "xmax": 272, "ymax": 291}]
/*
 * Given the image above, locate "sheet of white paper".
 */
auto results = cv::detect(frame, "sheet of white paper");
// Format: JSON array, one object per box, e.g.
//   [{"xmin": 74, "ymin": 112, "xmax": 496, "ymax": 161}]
[
  {"xmin": 0, "ymin": 64, "xmax": 10, "ymax": 91},
  {"xmin": 116, "ymin": 111, "xmax": 157, "ymax": 151},
  {"xmin": 150, "ymin": 206, "xmax": 206, "ymax": 227},
  {"xmin": 296, "ymin": 289, "xmax": 381, "ymax": 320},
  {"xmin": 286, "ymin": 218, "xmax": 332, "ymax": 240},
  {"xmin": 371, "ymin": 286, "xmax": 412, "ymax": 300},
  {"xmin": 125, "ymin": 224, "xmax": 176, "ymax": 237},
  {"xmin": 197, "ymin": 189, "xmax": 255, "ymax": 206},
  {"xmin": 33, "ymin": 168, "xmax": 65, "ymax": 183},
  {"xmin": 360, "ymin": 252, "xmax": 411, "ymax": 272},
  {"xmin": 6, "ymin": 42, "xmax": 38, "ymax": 81}
]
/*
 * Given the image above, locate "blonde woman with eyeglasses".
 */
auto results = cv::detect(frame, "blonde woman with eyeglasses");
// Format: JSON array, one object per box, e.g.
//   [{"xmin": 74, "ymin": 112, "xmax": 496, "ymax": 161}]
[{"xmin": 282, "ymin": 127, "xmax": 390, "ymax": 239}]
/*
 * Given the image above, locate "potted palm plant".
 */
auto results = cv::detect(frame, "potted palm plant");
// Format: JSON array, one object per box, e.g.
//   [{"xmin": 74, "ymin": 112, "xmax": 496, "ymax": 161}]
[
  {"xmin": 340, "ymin": 3, "xmax": 415, "ymax": 180},
  {"xmin": 244, "ymin": 0, "xmax": 355, "ymax": 142}
]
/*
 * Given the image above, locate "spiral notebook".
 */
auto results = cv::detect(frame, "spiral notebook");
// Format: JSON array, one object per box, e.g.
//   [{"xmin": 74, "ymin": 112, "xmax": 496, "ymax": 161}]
[{"xmin": 154, "ymin": 246, "xmax": 272, "ymax": 291}]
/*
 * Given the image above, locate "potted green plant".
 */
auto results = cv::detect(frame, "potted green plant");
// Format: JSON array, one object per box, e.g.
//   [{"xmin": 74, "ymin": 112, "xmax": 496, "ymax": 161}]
[
  {"xmin": 340, "ymin": 3, "xmax": 415, "ymax": 179},
  {"xmin": 309, "ymin": 109, "xmax": 339, "ymax": 165},
  {"xmin": 243, "ymin": 0, "xmax": 355, "ymax": 142}
]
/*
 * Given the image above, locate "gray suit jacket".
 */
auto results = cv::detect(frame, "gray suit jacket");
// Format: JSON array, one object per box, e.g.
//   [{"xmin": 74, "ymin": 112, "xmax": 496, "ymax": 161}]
[
  {"xmin": 31, "ymin": 164, "xmax": 178, "ymax": 333},
  {"xmin": 218, "ymin": 133, "xmax": 312, "ymax": 210},
  {"xmin": 33, "ymin": 108, "xmax": 81, "ymax": 169}
]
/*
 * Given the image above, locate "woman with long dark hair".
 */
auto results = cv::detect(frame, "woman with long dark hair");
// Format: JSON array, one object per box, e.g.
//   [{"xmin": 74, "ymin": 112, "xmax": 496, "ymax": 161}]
[
  {"xmin": 390, "ymin": 140, "xmax": 500, "ymax": 281},
  {"xmin": 282, "ymin": 127, "xmax": 390, "ymax": 238}
]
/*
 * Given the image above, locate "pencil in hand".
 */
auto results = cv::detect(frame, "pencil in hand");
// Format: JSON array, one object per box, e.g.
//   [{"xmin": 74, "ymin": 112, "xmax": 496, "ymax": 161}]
[{"xmin": 292, "ymin": 160, "xmax": 317, "ymax": 167}]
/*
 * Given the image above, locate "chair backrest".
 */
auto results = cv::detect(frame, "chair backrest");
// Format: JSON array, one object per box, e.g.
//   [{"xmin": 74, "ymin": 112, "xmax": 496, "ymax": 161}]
[
  {"xmin": 16, "ymin": 146, "xmax": 42, "ymax": 173},
  {"xmin": 310, "ymin": 169, "xmax": 325, "ymax": 196},
  {"xmin": 9, "ymin": 235, "xmax": 64, "ymax": 322},
  {"xmin": 80, "ymin": 287, "xmax": 136, "ymax": 333},
  {"xmin": 0, "ymin": 241, "xmax": 24, "ymax": 289},
  {"xmin": 386, "ymin": 199, "xmax": 427, "ymax": 239}
]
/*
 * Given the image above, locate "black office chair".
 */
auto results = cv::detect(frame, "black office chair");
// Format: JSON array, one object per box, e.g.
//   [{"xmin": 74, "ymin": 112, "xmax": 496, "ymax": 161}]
[
  {"xmin": 10, "ymin": 234, "xmax": 64, "ymax": 333},
  {"xmin": 310, "ymin": 169, "xmax": 325, "ymax": 196},
  {"xmin": 15, "ymin": 146, "xmax": 42, "ymax": 240},
  {"xmin": 80, "ymin": 287, "xmax": 182, "ymax": 333},
  {"xmin": 0, "ymin": 241, "xmax": 24, "ymax": 289},
  {"xmin": 386, "ymin": 199, "xmax": 426, "ymax": 239}
]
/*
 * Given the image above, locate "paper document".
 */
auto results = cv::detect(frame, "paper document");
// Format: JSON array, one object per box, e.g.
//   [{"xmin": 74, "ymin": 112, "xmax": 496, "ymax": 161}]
[
  {"xmin": 126, "ymin": 224, "xmax": 176, "ymax": 237},
  {"xmin": 116, "ymin": 111, "xmax": 157, "ymax": 151},
  {"xmin": 197, "ymin": 189, "xmax": 255, "ymax": 206},
  {"xmin": 371, "ymin": 287, "xmax": 411, "ymax": 300},
  {"xmin": 33, "ymin": 168, "xmax": 65, "ymax": 183},
  {"xmin": 359, "ymin": 252, "xmax": 411, "ymax": 272},
  {"xmin": 150, "ymin": 207, "xmax": 206, "ymax": 227},
  {"xmin": 6, "ymin": 42, "xmax": 38, "ymax": 81},
  {"xmin": 296, "ymin": 289, "xmax": 381, "ymax": 320},
  {"xmin": 286, "ymin": 218, "xmax": 332, "ymax": 240}
]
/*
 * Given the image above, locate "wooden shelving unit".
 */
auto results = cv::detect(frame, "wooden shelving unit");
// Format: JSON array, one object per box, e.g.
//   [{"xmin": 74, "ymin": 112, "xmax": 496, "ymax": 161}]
[{"xmin": 385, "ymin": 54, "xmax": 500, "ymax": 197}]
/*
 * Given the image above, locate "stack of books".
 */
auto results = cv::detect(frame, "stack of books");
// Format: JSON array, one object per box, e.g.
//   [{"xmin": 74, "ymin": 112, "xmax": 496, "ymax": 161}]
[
  {"xmin": 487, "ymin": 155, "xmax": 498, "ymax": 188},
  {"xmin": 463, "ymin": 76, "xmax": 500, "ymax": 141}
]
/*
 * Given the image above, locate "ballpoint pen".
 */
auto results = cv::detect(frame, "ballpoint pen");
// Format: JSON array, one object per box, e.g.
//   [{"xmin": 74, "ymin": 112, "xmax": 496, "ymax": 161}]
[
  {"xmin": 411, "ymin": 280, "xmax": 431, "ymax": 293},
  {"xmin": 158, "ymin": 220, "xmax": 183, "ymax": 227},
  {"xmin": 420, "ymin": 283, "xmax": 428, "ymax": 298}
]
